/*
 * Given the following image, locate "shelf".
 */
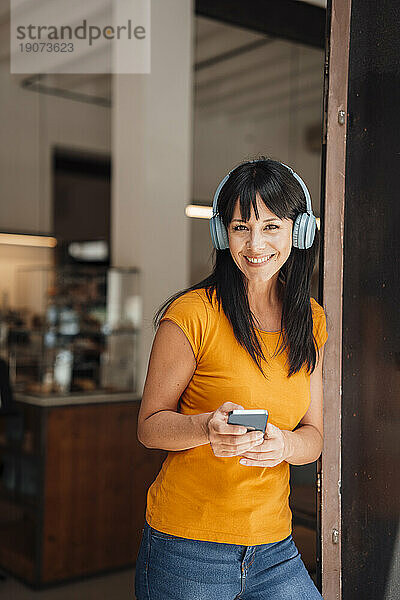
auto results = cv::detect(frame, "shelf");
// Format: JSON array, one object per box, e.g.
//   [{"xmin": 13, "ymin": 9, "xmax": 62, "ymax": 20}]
[
  {"xmin": 10, "ymin": 326, "xmax": 140, "ymax": 336},
  {"xmin": 15, "ymin": 391, "xmax": 141, "ymax": 407}
]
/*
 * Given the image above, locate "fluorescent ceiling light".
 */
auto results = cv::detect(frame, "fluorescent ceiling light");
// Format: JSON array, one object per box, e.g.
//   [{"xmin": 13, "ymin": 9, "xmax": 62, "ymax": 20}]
[
  {"xmin": 185, "ymin": 205, "xmax": 213, "ymax": 219},
  {"xmin": 68, "ymin": 240, "xmax": 108, "ymax": 261},
  {"xmin": 0, "ymin": 233, "xmax": 57, "ymax": 248}
]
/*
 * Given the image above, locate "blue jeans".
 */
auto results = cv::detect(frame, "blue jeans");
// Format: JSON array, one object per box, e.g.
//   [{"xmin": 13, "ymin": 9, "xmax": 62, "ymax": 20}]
[{"xmin": 134, "ymin": 521, "xmax": 323, "ymax": 599}]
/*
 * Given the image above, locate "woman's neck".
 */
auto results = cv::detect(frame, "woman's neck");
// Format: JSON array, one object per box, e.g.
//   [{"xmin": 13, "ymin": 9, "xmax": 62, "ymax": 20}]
[{"xmin": 246, "ymin": 274, "xmax": 284, "ymax": 312}]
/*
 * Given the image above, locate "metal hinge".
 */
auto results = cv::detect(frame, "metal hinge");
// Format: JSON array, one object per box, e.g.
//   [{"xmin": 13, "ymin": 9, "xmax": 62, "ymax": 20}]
[
  {"xmin": 317, "ymin": 472, "xmax": 321, "ymax": 494},
  {"xmin": 332, "ymin": 529, "xmax": 340, "ymax": 544},
  {"xmin": 338, "ymin": 109, "xmax": 346, "ymax": 125}
]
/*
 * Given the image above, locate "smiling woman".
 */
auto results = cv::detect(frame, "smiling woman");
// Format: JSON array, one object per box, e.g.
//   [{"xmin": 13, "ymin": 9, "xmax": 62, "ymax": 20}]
[{"xmin": 135, "ymin": 157, "xmax": 327, "ymax": 600}]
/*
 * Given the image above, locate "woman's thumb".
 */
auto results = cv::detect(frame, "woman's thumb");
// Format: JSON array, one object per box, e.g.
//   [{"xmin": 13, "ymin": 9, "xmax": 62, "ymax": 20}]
[{"xmin": 218, "ymin": 402, "xmax": 244, "ymax": 414}]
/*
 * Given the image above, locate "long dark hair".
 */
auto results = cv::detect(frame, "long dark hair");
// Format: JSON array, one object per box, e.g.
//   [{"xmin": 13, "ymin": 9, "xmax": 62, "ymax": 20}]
[{"xmin": 154, "ymin": 156, "xmax": 321, "ymax": 378}]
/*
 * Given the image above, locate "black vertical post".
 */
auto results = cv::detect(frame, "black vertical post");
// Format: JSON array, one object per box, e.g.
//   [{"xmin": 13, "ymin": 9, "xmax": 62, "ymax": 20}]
[{"xmin": 342, "ymin": 1, "xmax": 400, "ymax": 598}]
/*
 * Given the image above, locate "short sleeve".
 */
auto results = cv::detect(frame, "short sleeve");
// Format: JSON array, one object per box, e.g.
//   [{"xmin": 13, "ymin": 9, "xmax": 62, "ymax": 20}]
[
  {"xmin": 159, "ymin": 291, "xmax": 209, "ymax": 362},
  {"xmin": 310, "ymin": 298, "xmax": 328, "ymax": 350}
]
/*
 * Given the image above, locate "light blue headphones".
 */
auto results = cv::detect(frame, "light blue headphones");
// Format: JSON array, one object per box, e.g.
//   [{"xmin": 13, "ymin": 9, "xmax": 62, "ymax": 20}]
[{"xmin": 209, "ymin": 159, "xmax": 317, "ymax": 250}]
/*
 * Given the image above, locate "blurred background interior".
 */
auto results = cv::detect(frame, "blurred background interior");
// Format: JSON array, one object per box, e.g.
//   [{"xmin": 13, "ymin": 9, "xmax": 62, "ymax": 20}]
[{"xmin": 0, "ymin": 0, "xmax": 328, "ymax": 597}]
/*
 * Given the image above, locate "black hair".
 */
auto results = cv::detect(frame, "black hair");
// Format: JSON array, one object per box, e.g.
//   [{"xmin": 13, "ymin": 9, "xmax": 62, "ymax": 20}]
[{"xmin": 154, "ymin": 156, "xmax": 321, "ymax": 378}]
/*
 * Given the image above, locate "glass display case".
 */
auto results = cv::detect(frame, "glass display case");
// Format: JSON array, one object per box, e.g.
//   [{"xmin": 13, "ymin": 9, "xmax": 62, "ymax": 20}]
[{"xmin": 5, "ymin": 266, "xmax": 141, "ymax": 397}]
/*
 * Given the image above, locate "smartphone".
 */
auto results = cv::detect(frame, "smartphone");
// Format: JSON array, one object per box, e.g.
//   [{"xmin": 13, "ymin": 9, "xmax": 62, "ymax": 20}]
[{"xmin": 227, "ymin": 409, "xmax": 268, "ymax": 433}]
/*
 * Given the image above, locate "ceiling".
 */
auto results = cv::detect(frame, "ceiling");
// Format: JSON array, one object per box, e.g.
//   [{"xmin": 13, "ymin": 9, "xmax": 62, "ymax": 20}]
[{"xmin": 1, "ymin": 4, "xmax": 325, "ymax": 115}]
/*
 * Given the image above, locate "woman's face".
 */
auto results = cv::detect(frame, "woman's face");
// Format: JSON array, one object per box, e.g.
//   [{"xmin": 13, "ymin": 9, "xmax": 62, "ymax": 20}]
[{"xmin": 227, "ymin": 194, "xmax": 293, "ymax": 284}]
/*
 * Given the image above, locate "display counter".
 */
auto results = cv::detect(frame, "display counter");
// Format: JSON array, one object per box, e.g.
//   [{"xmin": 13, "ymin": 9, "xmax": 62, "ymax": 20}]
[
  {"xmin": 0, "ymin": 394, "xmax": 166, "ymax": 587},
  {"xmin": 15, "ymin": 391, "xmax": 142, "ymax": 407}
]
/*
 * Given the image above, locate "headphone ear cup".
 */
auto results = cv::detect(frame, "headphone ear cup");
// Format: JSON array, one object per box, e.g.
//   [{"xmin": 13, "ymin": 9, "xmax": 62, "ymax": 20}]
[
  {"xmin": 216, "ymin": 216, "xmax": 229, "ymax": 250},
  {"xmin": 293, "ymin": 213, "xmax": 316, "ymax": 249},
  {"xmin": 209, "ymin": 215, "xmax": 219, "ymax": 249},
  {"xmin": 210, "ymin": 214, "xmax": 229, "ymax": 250},
  {"xmin": 304, "ymin": 214, "xmax": 317, "ymax": 249},
  {"xmin": 292, "ymin": 214, "xmax": 301, "ymax": 248}
]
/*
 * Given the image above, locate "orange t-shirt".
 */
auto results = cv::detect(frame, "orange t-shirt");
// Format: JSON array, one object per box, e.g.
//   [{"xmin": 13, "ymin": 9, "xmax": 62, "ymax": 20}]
[{"xmin": 145, "ymin": 288, "xmax": 328, "ymax": 545}]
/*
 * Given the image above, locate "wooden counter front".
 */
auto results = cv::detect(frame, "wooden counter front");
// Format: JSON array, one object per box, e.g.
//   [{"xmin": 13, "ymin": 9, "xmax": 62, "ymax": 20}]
[{"xmin": 0, "ymin": 398, "xmax": 166, "ymax": 587}]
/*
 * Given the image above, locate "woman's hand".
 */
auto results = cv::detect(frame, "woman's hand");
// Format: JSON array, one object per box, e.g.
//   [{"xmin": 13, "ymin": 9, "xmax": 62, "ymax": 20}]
[
  {"xmin": 239, "ymin": 422, "xmax": 291, "ymax": 467},
  {"xmin": 206, "ymin": 402, "xmax": 265, "ymax": 458}
]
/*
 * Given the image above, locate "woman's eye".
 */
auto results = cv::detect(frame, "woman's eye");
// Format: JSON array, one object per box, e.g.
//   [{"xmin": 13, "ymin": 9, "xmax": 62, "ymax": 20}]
[{"xmin": 232, "ymin": 225, "xmax": 278, "ymax": 231}]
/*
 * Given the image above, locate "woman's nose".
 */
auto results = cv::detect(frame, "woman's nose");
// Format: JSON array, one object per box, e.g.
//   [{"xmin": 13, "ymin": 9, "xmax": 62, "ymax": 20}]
[{"xmin": 246, "ymin": 229, "xmax": 266, "ymax": 251}]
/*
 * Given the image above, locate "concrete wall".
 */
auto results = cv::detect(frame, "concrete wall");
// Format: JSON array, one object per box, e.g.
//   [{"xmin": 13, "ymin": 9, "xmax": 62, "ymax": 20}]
[
  {"xmin": 0, "ymin": 19, "xmax": 110, "ymax": 234},
  {"xmin": 112, "ymin": 0, "xmax": 194, "ymax": 392}
]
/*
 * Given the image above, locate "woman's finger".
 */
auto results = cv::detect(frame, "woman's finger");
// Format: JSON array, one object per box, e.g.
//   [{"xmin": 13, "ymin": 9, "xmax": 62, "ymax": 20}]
[
  {"xmin": 239, "ymin": 458, "xmax": 281, "ymax": 467},
  {"xmin": 218, "ymin": 439, "xmax": 264, "ymax": 454},
  {"xmin": 216, "ymin": 431, "xmax": 263, "ymax": 444},
  {"xmin": 240, "ymin": 448, "xmax": 277, "ymax": 458},
  {"xmin": 218, "ymin": 402, "xmax": 244, "ymax": 415},
  {"xmin": 212, "ymin": 418, "xmax": 247, "ymax": 436}
]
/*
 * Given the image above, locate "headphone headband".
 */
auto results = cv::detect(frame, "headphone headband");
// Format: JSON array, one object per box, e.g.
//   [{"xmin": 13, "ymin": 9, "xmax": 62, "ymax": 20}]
[{"xmin": 211, "ymin": 159, "xmax": 313, "ymax": 218}]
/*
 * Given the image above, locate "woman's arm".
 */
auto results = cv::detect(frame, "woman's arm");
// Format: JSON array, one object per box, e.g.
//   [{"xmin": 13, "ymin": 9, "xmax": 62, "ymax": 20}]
[
  {"xmin": 282, "ymin": 425, "xmax": 322, "ymax": 466},
  {"xmin": 137, "ymin": 320, "xmax": 265, "ymax": 454},
  {"xmin": 137, "ymin": 320, "xmax": 211, "ymax": 450}
]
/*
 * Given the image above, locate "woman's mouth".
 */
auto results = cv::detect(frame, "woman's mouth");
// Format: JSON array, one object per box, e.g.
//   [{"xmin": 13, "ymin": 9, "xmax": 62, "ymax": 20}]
[{"xmin": 244, "ymin": 254, "xmax": 275, "ymax": 265}]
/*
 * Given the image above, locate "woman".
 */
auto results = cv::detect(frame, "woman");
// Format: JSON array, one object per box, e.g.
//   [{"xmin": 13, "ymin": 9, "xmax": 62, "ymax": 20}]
[{"xmin": 135, "ymin": 157, "xmax": 328, "ymax": 599}]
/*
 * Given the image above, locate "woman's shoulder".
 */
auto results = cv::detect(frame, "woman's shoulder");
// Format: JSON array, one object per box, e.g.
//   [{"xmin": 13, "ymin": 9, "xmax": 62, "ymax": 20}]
[
  {"xmin": 171, "ymin": 288, "xmax": 218, "ymax": 310},
  {"xmin": 167, "ymin": 288, "xmax": 210, "ymax": 309},
  {"xmin": 161, "ymin": 288, "xmax": 213, "ymax": 324},
  {"xmin": 159, "ymin": 289, "xmax": 213, "ymax": 362}
]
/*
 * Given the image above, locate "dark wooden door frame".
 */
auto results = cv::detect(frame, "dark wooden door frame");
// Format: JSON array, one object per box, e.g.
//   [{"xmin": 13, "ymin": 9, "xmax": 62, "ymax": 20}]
[{"xmin": 321, "ymin": 0, "xmax": 352, "ymax": 597}]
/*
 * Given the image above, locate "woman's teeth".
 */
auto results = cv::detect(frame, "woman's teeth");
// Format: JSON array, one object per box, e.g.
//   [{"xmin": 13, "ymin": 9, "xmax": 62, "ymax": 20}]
[{"xmin": 245, "ymin": 254, "xmax": 274, "ymax": 264}]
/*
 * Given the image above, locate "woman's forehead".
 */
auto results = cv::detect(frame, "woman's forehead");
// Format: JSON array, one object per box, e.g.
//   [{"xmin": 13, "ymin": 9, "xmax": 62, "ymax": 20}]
[{"xmin": 232, "ymin": 195, "xmax": 279, "ymax": 220}]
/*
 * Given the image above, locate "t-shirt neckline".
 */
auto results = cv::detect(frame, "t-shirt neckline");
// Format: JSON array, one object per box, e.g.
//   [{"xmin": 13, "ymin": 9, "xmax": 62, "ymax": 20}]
[{"xmin": 204, "ymin": 288, "xmax": 283, "ymax": 334}]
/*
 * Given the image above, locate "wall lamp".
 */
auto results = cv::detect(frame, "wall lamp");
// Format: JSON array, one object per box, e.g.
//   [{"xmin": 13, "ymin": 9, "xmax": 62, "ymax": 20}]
[{"xmin": 0, "ymin": 233, "xmax": 57, "ymax": 248}]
